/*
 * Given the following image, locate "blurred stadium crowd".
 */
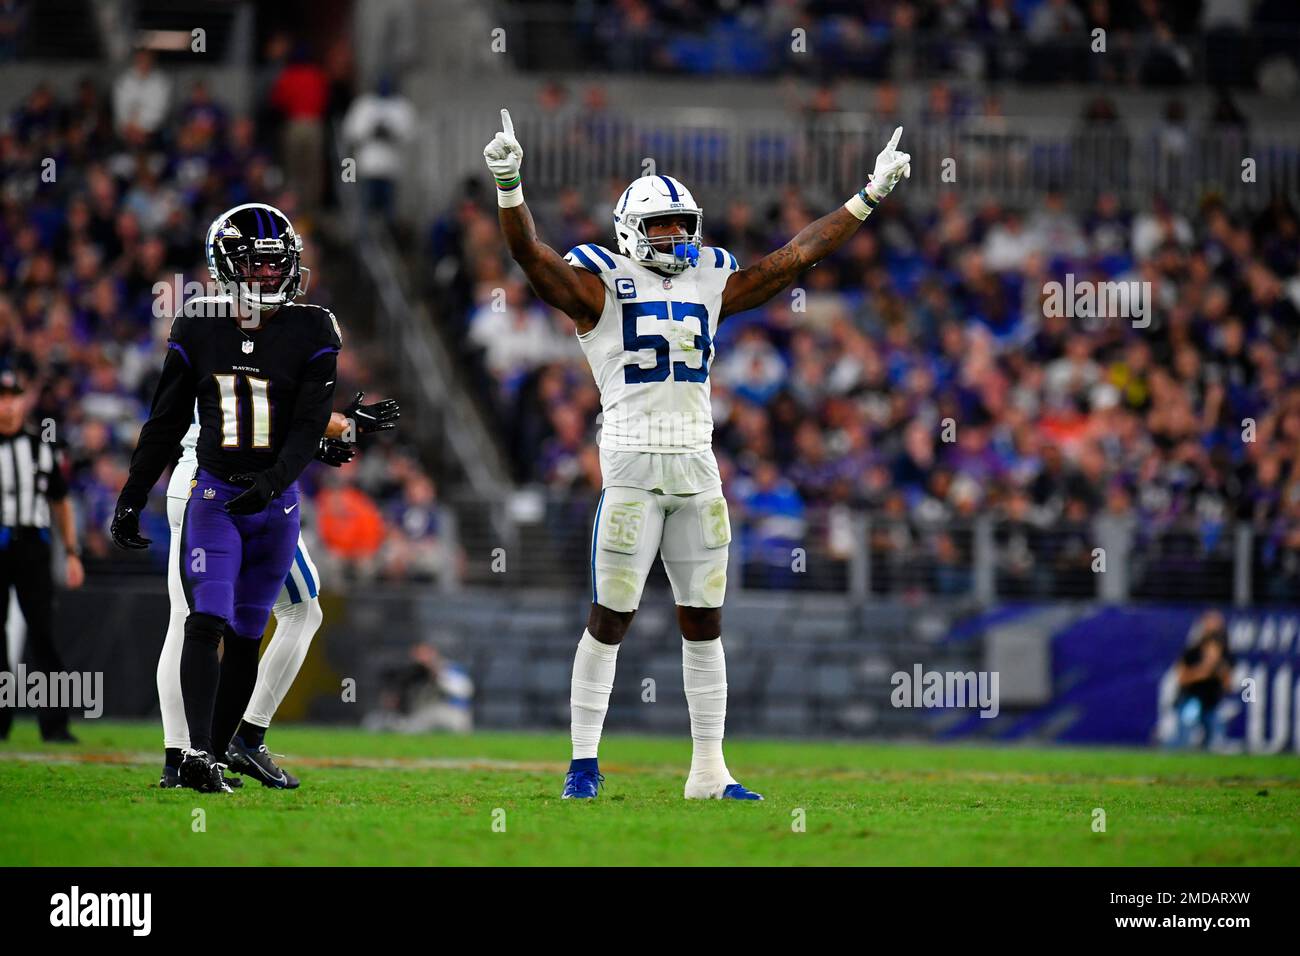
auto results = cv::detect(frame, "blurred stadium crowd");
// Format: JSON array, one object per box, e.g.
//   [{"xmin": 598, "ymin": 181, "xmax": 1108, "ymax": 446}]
[
  {"xmin": 567, "ymin": 0, "xmax": 1299, "ymax": 90},
  {"xmin": 0, "ymin": 54, "xmax": 453, "ymax": 584},
  {"xmin": 4, "ymin": 2, "xmax": 1299, "ymax": 602},
  {"xmin": 433, "ymin": 112, "xmax": 1300, "ymax": 600}
]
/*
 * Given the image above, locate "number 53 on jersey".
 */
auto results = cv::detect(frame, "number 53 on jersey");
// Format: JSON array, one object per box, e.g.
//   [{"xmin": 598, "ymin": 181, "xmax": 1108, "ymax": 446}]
[{"xmin": 621, "ymin": 301, "xmax": 712, "ymax": 384}]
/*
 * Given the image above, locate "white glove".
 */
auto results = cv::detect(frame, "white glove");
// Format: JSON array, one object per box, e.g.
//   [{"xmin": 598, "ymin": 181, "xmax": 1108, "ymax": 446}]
[
  {"xmin": 484, "ymin": 108, "xmax": 524, "ymax": 205},
  {"xmin": 866, "ymin": 126, "xmax": 911, "ymax": 201}
]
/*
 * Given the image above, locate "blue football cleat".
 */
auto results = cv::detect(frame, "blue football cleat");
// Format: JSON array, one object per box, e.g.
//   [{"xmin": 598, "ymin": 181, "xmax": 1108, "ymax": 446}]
[
  {"xmin": 685, "ymin": 773, "xmax": 763, "ymax": 800},
  {"xmin": 562, "ymin": 758, "xmax": 604, "ymax": 799}
]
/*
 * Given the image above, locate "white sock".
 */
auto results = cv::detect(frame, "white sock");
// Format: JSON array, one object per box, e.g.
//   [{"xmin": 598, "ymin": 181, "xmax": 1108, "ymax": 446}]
[
  {"xmin": 161, "ymin": 497, "xmax": 190, "ymax": 751},
  {"xmin": 570, "ymin": 629, "xmax": 619, "ymax": 760},
  {"xmin": 683, "ymin": 636, "xmax": 734, "ymax": 783},
  {"xmin": 157, "ymin": 608, "xmax": 190, "ymax": 751},
  {"xmin": 242, "ymin": 598, "xmax": 323, "ymax": 728}
]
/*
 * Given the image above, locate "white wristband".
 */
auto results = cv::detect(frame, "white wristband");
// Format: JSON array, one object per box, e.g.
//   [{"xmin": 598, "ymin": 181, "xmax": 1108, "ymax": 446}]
[
  {"xmin": 497, "ymin": 183, "xmax": 524, "ymax": 208},
  {"xmin": 844, "ymin": 187, "xmax": 878, "ymax": 221}
]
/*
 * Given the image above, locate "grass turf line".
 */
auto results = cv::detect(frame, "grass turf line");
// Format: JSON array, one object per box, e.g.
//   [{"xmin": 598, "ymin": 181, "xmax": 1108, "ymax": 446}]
[{"xmin": 1, "ymin": 721, "xmax": 1297, "ymax": 866}]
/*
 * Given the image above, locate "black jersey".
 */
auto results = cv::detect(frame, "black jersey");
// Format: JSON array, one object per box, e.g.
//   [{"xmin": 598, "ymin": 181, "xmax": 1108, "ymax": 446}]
[{"xmin": 120, "ymin": 297, "xmax": 341, "ymax": 510}]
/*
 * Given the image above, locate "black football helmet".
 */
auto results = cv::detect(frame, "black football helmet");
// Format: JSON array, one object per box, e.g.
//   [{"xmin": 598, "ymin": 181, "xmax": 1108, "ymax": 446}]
[{"xmin": 205, "ymin": 203, "xmax": 307, "ymax": 311}]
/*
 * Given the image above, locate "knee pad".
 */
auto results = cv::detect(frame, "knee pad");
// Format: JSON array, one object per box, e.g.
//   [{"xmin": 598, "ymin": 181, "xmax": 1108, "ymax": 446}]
[
  {"xmin": 272, "ymin": 595, "xmax": 323, "ymax": 630},
  {"xmin": 184, "ymin": 612, "xmax": 226, "ymax": 648},
  {"xmin": 677, "ymin": 559, "xmax": 728, "ymax": 609},
  {"xmin": 662, "ymin": 492, "xmax": 730, "ymax": 609}
]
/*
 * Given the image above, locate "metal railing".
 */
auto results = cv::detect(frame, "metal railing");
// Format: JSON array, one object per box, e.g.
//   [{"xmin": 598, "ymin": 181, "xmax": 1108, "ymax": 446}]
[
  {"xmin": 449, "ymin": 488, "xmax": 1296, "ymax": 607},
  {"xmin": 412, "ymin": 109, "xmax": 1300, "ymax": 216}
]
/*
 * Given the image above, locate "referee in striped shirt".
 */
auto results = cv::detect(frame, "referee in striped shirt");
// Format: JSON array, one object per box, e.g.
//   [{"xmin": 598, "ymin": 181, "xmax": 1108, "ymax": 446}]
[{"xmin": 0, "ymin": 369, "xmax": 84, "ymax": 742}]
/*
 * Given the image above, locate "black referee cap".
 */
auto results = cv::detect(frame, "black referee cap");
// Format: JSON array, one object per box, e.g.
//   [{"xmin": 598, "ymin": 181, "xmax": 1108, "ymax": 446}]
[{"xmin": 0, "ymin": 370, "xmax": 25, "ymax": 395}]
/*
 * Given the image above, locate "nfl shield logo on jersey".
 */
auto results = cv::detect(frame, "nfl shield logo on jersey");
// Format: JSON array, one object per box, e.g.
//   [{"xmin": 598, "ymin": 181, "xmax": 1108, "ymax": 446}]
[{"xmin": 242, "ymin": 339, "xmax": 254, "ymax": 354}]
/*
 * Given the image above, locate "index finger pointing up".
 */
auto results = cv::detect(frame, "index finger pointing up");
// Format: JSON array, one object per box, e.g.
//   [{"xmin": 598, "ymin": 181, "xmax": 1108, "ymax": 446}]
[
  {"xmin": 501, "ymin": 108, "xmax": 515, "ymax": 139},
  {"xmin": 888, "ymin": 126, "xmax": 903, "ymax": 151}
]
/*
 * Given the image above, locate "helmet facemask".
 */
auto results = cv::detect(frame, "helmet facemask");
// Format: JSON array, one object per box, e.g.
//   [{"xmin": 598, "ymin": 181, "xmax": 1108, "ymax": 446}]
[
  {"xmin": 625, "ymin": 210, "xmax": 703, "ymax": 275},
  {"xmin": 216, "ymin": 239, "xmax": 300, "ymax": 311},
  {"xmin": 205, "ymin": 204, "xmax": 306, "ymax": 313}
]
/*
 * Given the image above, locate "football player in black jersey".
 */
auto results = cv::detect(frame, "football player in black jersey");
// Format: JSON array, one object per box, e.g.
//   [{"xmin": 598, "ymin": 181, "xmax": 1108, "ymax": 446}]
[{"xmin": 112, "ymin": 203, "xmax": 346, "ymax": 793}]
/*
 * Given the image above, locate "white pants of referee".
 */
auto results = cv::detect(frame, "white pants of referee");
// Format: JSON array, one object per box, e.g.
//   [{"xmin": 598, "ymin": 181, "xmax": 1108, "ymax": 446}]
[{"xmin": 158, "ymin": 463, "xmax": 324, "ymax": 751}]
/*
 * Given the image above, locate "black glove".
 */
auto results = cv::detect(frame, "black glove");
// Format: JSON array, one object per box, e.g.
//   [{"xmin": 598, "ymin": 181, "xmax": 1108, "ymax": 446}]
[
  {"xmin": 111, "ymin": 502, "xmax": 152, "ymax": 550},
  {"xmin": 315, "ymin": 436, "xmax": 356, "ymax": 467},
  {"xmin": 224, "ymin": 472, "xmax": 278, "ymax": 516},
  {"xmin": 344, "ymin": 391, "xmax": 401, "ymax": 434}
]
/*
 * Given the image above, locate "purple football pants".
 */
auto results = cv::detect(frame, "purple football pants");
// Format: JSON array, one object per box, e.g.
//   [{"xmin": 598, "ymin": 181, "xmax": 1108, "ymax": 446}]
[{"xmin": 178, "ymin": 469, "xmax": 302, "ymax": 640}]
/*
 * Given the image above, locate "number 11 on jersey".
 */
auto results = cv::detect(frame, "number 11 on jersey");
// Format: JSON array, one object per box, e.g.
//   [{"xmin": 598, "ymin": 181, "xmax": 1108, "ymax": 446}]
[{"xmin": 214, "ymin": 373, "xmax": 272, "ymax": 449}]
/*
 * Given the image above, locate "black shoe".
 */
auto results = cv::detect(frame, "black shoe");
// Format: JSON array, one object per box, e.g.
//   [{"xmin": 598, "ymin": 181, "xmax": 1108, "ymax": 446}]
[
  {"xmin": 43, "ymin": 730, "xmax": 79, "ymax": 744},
  {"xmin": 161, "ymin": 764, "xmax": 240, "ymax": 789},
  {"xmin": 225, "ymin": 736, "xmax": 300, "ymax": 789},
  {"xmin": 179, "ymin": 751, "xmax": 233, "ymax": 793}
]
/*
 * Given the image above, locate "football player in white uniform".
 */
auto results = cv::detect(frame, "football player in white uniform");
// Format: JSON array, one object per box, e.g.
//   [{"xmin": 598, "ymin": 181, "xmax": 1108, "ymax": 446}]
[{"xmin": 484, "ymin": 108, "xmax": 910, "ymax": 800}]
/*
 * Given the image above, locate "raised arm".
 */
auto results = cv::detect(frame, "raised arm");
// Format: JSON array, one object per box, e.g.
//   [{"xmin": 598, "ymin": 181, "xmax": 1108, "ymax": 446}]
[
  {"xmin": 721, "ymin": 207, "xmax": 863, "ymax": 318},
  {"xmin": 485, "ymin": 108, "xmax": 604, "ymax": 332},
  {"xmin": 721, "ymin": 126, "xmax": 911, "ymax": 320}
]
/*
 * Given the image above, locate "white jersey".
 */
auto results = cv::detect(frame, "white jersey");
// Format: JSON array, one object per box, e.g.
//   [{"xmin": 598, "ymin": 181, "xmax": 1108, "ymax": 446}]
[{"xmin": 565, "ymin": 242, "xmax": 736, "ymax": 489}]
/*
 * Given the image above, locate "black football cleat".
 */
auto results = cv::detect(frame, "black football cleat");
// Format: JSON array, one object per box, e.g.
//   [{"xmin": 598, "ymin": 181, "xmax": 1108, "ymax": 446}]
[
  {"xmin": 225, "ymin": 736, "xmax": 300, "ymax": 789},
  {"xmin": 161, "ymin": 765, "xmax": 241, "ymax": 789},
  {"xmin": 179, "ymin": 751, "xmax": 233, "ymax": 793}
]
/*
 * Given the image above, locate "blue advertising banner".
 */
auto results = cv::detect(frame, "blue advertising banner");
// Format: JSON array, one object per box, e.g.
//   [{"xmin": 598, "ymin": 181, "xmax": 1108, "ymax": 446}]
[{"xmin": 941, "ymin": 605, "xmax": 1300, "ymax": 753}]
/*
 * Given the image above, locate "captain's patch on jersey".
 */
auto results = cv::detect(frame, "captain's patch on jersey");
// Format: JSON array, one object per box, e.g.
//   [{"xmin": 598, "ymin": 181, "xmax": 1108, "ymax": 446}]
[{"xmin": 615, "ymin": 277, "xmax": 637, "ymax": 300}]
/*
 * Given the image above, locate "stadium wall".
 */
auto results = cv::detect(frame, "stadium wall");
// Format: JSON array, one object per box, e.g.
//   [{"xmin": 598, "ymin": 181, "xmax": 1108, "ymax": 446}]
[{"xmin": 28, "ymin": 584, "xmax": 1300, "ymax": 753}]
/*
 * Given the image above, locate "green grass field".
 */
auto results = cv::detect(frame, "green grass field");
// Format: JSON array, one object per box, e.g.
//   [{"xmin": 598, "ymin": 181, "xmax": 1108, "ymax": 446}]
[{"xmin": 2, "ymin": 720, "xmax": 1298, "ymax": 866}]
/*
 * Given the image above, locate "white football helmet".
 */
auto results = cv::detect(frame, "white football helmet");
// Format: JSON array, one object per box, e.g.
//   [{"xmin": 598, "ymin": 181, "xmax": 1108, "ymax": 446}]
[{"xmin": 612, "ymin": 175, "xmax": 703, "ymax": 275}]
